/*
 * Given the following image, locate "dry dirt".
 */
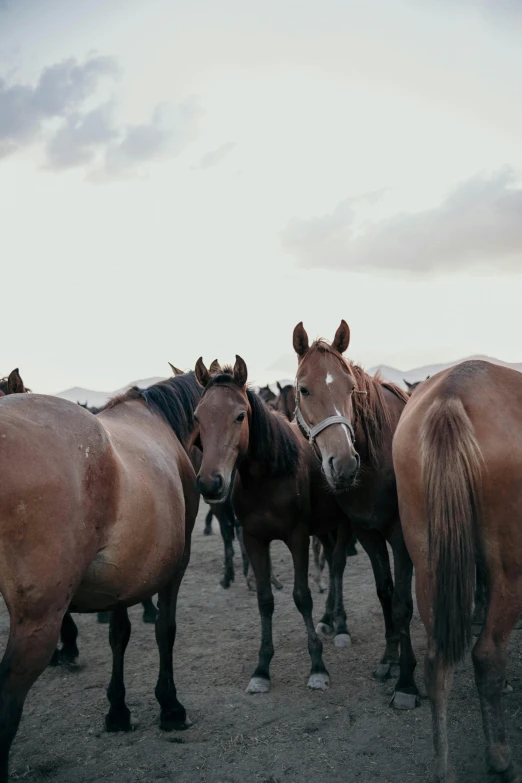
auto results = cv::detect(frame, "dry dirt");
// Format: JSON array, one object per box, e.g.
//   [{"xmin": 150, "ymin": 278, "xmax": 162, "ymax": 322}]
[{"xmin": 1, "ymin": 505, "xmax": 521, "ymax": 783}]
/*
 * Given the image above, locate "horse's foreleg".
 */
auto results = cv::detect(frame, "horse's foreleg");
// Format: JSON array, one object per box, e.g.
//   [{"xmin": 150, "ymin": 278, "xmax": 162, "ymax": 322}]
[
  {"xmin": 311, "ymin": 536, "xmax": 326, "ymax": 594},
  {"xmin": 387, "ymin": 524, "xmax": 419, "ymax": 710},
  {"xmin": 0, "ymin": 614, "xmax": 62, "ymax": 782},
  {"xmin": 105, "ymin": 607, "xmax": 132, "ymax": 732},
  {"xmin": 155, "ymin": 540, "xmax": 192, "ymax": 731},
  {"xmin": 243, "ymin": 533, "xmax": 275, "ymax": 693},
  {"xmin": 472, "ymin": 581, "xmax": 522, "ymax": 783},
  {"xmin": 355, "ymin": 527, "xmax": 399, "ymax": 680},
  {"xmin": 288, "ymin": 530, "xmax": 329, "ymax": 691}
]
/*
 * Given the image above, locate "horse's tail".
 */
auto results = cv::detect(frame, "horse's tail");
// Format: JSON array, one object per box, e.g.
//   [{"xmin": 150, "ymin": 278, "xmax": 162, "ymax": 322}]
[{"xmin": 421, "ymin": 395, "xmax": 483, "ymax": 665}]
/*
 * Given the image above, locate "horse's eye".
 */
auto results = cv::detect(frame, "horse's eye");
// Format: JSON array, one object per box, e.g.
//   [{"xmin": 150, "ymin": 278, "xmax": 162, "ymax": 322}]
[
  {"xmin": 236, "ymin": 412, "xmax": 246, "ymax": 423},
  {"xmin": 300, "ymin": 387, "xmax": 309, "ymax": 397}
]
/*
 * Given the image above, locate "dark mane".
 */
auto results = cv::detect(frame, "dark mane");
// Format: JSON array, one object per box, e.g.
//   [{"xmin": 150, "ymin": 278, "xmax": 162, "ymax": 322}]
[
  {"xmin": 106, "ymin": 372, "xmax": 202, "ymax": 447},
  {"xmin": 309, "ymin": 340, "xmax": 406, "ymax": 467},
  {"xmin": 203, "ymin": 373, "xmax": 300, "ymax": 476}
]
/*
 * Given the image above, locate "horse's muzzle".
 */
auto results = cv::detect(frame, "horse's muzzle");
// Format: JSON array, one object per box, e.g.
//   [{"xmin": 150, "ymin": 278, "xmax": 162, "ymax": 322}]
[{"xmin": 196, "ymin": 472, "xmax": 227, "ymax": 503}]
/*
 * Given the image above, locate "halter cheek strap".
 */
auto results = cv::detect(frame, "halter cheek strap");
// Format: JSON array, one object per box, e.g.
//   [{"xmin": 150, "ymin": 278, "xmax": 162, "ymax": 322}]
[{"xmin": 294, "ymin": 401, "xmax": 355, "ymax": 448}]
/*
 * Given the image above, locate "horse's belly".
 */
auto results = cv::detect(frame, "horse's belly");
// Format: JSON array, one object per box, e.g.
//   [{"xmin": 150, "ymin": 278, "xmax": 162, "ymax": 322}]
[{"xmin": 71, "ymin": 524, "xmax": 186, "ymax": 612}]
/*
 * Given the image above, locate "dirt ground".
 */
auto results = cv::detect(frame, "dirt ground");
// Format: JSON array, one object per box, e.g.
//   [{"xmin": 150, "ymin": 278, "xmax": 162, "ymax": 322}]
[{"xmin": 1, "ymin": 505, "xmax": 521, "ymax": 783}]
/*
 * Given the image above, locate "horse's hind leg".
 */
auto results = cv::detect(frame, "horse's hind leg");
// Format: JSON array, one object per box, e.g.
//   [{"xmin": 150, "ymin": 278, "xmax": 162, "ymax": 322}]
[
  {"xmin": 387, "ymin": 525, "xmax": 419, "ymax": 710},
  {"xmin": 330, "ymin": 525, "xmax": 351, "ymax": 648},
  {"xmin": 217, "ymin": 508, "xmax": 235, "ymax": 589},
  {"xmin": 355, "ymin": 528, "xmax": 399, "ymax": 680},
  {"xmin": 288, "ymin": 530, "xmax": 329, "ymax": 691},
  {"xmin": 141, "ymin": 597, "xmax": 158, "ymax": 624},
  {"xmin": 105, "ymin": 607, "xmax": 132, "ymax": 732},
  {"xmin": 472, "ymin": 582, "xmax": 522, "ymax": 783},
  {"xmin": 235, "ymin": 521, "xmax": 250, "ymax": 580},
  {"xmin": 311, "ymin": 536, "xmax": 326, "ymax": 594},
  {"xmin": 204, "ymin": 507, "xmax": 213, "ymax": 535},
  {"xmin": 155, "ymin": 542, "xmax": 192, "ymax": 730},
  {"xmin": 0, "ymin": 615, "xmax": 62, "ymax": 782},
  {"xmin": 269, "ymin": 547, "xmax": 283, "ymax": 591}
]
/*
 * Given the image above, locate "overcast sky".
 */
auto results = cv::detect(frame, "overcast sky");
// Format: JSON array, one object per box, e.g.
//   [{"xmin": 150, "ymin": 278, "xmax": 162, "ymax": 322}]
[{"xmin": 1, "ymin": 0, "xmax": 521, "ymax": 394}]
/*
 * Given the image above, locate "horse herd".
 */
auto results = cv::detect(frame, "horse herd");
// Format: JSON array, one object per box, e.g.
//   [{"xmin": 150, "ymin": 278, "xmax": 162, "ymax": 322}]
[{"xmin": 0, "ymin": 320, "xmax": 521, "ymax": 783}]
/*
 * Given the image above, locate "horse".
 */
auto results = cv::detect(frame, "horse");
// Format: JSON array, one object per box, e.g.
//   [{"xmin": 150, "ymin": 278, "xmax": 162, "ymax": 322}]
[
  {"xmin": 0, "ymin": 370, "xmax": 28, "ymax": 396},
  {"xmin": 257, "ymin": 384, "xmax": 278, "ymax": 410},
  {"xmin": 292, "ymin": 320, "xmax": 419, "ymax": 710},
  {"xmin": 193, "ymin": 356, "xmax": 351, "ymax": 694},
  {"xmin": 271, "ymin": 379, "xmax": 358, "ymax": 595},
  {"xmin": 0, "ymin": 371, "xmax": 202, "ymax": 780},
  {"xmin": 404, "ymin": 375, "xmax": 430, "ymax": 396},
  {"xmin": 393, "ymin": 360, "xmax": 522, "ymax": 782}
]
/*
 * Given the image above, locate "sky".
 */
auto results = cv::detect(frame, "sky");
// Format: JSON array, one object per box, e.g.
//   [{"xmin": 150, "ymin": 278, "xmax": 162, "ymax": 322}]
[{"xmin": 1, "ymin": 0, "xmax": 522, "ymax": 394}]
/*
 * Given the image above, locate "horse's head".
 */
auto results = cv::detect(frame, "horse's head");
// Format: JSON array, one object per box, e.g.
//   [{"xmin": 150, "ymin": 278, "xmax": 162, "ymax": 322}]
[
  {"xmin": 258, "ymin": 384, "xmax": 276, "ymax": 405},
  {"xmin": 293, "ymin": 320, "xmax": 360, "ymax": 492},
  {"xmin": 194, "ymin": 355, "xmax": 250, "ymax": 504},
  {"xmin": 276, "ymin": 382, "xmax": 296, "ymax": 422},
  {"xmin": 404, "ymin": 376, "xmax": 430, "ymax": 396},
  {"xmin": 0, "ymin": 369, "xmax": 28, "ymax": 396}
]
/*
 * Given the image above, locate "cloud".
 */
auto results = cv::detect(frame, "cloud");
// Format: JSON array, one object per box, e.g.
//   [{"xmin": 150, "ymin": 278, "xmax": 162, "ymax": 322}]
[
  {"xmin": 0, "ymin": 56, "xmax": 202, "ymax": 178},
  {"xmin": 281, "ymin": 169, "xmax": 522, "ymax": 275},
  {"xmin": 98, "ymin": 99, "xmax": 203, "ymax": 180},
  {"xmin": 0, "ymin": 55, "xmax": 117, "ymax": 158},
  {"xmin": 195, "ymin": 141, "xmax": 236, "ymax": 170}
]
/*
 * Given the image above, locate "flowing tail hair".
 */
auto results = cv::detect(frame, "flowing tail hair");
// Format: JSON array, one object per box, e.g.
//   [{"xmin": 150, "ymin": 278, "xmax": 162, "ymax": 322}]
[{"xmin": 421, "ymin": 396, "xmax": 483, "ymax": 665}]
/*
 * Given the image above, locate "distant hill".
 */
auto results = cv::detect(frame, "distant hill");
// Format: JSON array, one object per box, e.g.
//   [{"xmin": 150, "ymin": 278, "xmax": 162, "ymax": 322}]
[{"xmin": 54, "ymin": 356, "xmax": 522, "ymax": 407}]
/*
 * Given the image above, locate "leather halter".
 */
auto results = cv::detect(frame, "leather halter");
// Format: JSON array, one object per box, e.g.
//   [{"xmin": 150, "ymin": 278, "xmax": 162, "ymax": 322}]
[{"xmin": 294, "ymin": 392, "xmax": 356, "ymax": 451}]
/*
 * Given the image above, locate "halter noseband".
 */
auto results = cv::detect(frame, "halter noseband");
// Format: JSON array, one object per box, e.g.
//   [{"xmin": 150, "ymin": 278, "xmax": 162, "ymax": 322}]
[{"xmin": 294, "ymin": 394, "xmax": 356, "ymax": 450}]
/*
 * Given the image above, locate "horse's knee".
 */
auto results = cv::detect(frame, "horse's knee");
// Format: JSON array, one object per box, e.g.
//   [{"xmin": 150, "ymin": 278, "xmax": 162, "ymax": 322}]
[{"xmin": 293, "ymin": 586, "xmax": 312, "ymax": 615}]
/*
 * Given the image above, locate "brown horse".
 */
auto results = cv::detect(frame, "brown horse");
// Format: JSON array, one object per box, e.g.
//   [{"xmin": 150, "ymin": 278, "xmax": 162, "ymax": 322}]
[
  {"xmin": 275, "ymin": 381, "xmax": 296, "ymax": 421},
  {"xmin": 393, "ymin": 360, "xmax": 522, "ymax": 782},
  {"xmin": 404, "ymin": 375, "xmax": 430, "ymax": 396},
  {"xmin": 292, "ymin": 320, "xmax": 419, "ymax": 709},
  {"xmin": 0, "ymin": 371, "xmax": 202, "ymax": 780},
  {"xmin": 193, "ymin": 356, "xmax": 350, "ymax": 693}
]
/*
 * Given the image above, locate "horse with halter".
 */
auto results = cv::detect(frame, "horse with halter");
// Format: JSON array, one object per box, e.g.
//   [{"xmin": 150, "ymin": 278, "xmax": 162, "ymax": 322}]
[
  {"xmin": 193, "ymin": 356, "xmax": 351, "ymax": 693},
  {"xmin": 292, "ymin": 320, "xmax": 419, "ymax": 710},
  {"xmin": 0, "ymin": 371, "xmax": 202, "ymax": 780},
  {"xmin": 393, "ymin": 360, "xmax": 522, "ymax": 783}
]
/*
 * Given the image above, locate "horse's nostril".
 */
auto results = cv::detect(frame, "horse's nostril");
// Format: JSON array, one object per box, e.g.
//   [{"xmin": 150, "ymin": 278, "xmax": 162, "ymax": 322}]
[{"xmin": 214, "ymin": 473, "xmax": 223, "ymax": 493}]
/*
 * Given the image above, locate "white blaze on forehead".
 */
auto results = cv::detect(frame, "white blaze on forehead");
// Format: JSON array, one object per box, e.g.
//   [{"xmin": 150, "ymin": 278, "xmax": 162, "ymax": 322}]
[{"xmin": 326, "ymin": 372, "xmax": 334, "ymax": 385}]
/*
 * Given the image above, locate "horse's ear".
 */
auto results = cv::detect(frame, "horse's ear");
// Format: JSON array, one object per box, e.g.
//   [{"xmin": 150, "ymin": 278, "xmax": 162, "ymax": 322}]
[
  {"xmin": 209, "ymin": 359, "xmax": 222, "ymax": 374},
  {"xmin": 195, "ymin": 357, "xmax": 211, "ymax": 387},
  {"xmin": 169, "ymin": 362, "xmax": 184, "ymax": 376},
  {"xmin": 426, "ymin": 375, "xmax": 430, "ymax": 380},
  {"xmin": 404, "ymin": 379, "xmax": 412, "ymax": 389},
  {"xmin": 233, "ymin": 355, "xmax": 248, "ymax": 387},
  {"xmin": 7, "ymin": 368, "xmax": 25, "ymax": 394},
  {"xmin": 276, "ymin": 381, "xmax": 283, "ymax": 392},
  {"xmin": 293, "ymin": 322, "xmax": 309, "ymax": 358},
  {"xmin": 332, "ymin": 320, "xmax": 350, "ymax": 354}
]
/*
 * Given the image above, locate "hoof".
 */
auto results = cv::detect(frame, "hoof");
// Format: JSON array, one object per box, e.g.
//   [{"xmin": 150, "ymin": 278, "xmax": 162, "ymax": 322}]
[
  {"xmin": 271, "ymin": 577, "xmax": 283, "ymax": 590},
  {"xmin": 374, "ymin": 662, "xmax": 396, "ymax": 681},
  {"xmin": 49, "ymin": 649, "xmax": 61, "ymax": 667},
  {"xmin": 160, "ymin": 710, "xmax": 192, "ymax": 731},
  {"xmin": 307, "ymin": 672, "xmax": 330, "ymax": 691},
  {"xmin": 390, "ymin": 690, "xmax": 420, "ymax": 710},
  {"xmin": 97, "ymin": 611, "xmax": 111, "ymax": 624},
  {"xmin": 316, "ymin": 622, "xmax": 334, "ymax": 638},
  {"xmin": 142, "ymin": 612, "xmax": 157, "ymax": 624},
  {"xmin": 220, "ymin": 578, "xmax": 233, "ymax": 589},
  {"xmin": 334, "ymin": 633, "xmax": 351, "ymax": 649},
  {"xmin": 203, "ymin": 528, "xmax": 212, "ymax": 535},
  {"xmin": 246, "ymin": 676, "xmax": 270, "ymax": 694},
  {"xmin": 105, "ymin": 709, "xmax": 134, "ymax": 733},
  {"xmin": 503, "ymin": 680, "xmax": 513, "ymax": 694}
]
